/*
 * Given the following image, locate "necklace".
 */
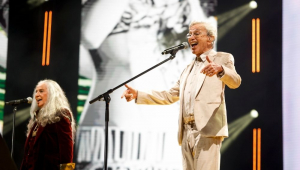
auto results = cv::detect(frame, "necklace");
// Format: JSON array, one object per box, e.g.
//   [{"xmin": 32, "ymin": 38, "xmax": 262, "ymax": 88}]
[{"xmin": 32, "ymin": 124, "xmax": 39, "ymax": 137}]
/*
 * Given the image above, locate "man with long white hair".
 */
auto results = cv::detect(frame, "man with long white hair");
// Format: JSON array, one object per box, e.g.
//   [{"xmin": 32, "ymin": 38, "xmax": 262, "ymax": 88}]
[
  {"xmin": 121, "ymin": 21, "xmax": 241, "ymax": 170},
  {"xmin": 20, "ymin": 79, "xmax": 76, "ymax": 170}
]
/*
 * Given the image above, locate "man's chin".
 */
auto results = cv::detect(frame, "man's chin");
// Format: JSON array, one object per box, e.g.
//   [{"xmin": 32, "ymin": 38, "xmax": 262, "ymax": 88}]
[{"xmin": 192, "ymin": 51, "xmax": 200, "ymax": 56}]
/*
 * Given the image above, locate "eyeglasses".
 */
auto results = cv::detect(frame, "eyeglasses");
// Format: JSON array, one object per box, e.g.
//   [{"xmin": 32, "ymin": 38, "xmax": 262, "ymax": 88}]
[{"xmin": 186, "ymin": 32, "xmax": 207, "ymax": 39}]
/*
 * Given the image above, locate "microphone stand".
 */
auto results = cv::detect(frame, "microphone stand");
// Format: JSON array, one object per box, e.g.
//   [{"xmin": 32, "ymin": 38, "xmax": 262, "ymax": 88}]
[
  {"xmin": 89, "ymin": 50, "xmax": 179, "ymax": 170},
  {"xmin": 11, "ymin": 105, "xmax": 18, "ymax": 158}
]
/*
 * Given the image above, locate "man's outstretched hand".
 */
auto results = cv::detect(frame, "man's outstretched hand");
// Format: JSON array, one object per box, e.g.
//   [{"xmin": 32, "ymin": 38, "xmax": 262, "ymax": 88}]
[
  {"xmin": 121, "ymin": 84, "xmax": 137, "ymax": 102},
  {"xmin": 201, "ymin": 56, "xmax": 223, "ymax": 77}
]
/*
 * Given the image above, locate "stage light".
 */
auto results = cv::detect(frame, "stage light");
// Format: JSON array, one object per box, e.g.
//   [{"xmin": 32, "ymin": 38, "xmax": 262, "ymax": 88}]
[
  {"xmin": 250, "ymin": 109, "xmax": 259, "ymax": 118},
  {"xmin": 218, "ymin": 3, "xmax": 253, "ymax": 41},
  {"xmin": 2, "ymin": 108, "xmax": 31, "ymax": 135},
  {"xmin": 252, "ymin": 18, "xmax": 260, "ymax": 73},
  {"xmin": 221, "ymin": 110, "xmax": 258, "ymax": 153},
  {"xmin": 253, "ymin": 128, "xmax": 261, "ymax": 170},
  {"xmin": 42, "ymin": 11, "xmax": 53, "ymax": 66},
  {"xmin": 249, "ymin": 1, "xmax": 258, "ymax": 9}
]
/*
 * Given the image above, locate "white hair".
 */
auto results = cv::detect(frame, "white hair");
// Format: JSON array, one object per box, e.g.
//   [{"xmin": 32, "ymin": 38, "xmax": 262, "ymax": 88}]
[
  {"xmin": 26, "ymin": 79, "xmax": 76, "ymax": 143},
  {"xmin": 189, "ymin": 21, "xmax": 217, "ymax": 40}
]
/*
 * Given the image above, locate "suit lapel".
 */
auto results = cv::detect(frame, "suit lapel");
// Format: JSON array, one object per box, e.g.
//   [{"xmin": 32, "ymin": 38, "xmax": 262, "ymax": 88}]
[
  {"xmin": 194, "ymin": 50, "xmax": 217, "ymax": 98},
  {"xmin": 32, "ymin": 124, "xmax": 45, "ymax": 146},
  {"xmin": 194, "ymin": 63, "xmax": 206, "ymax": 97},
  {"xmin": 24, "ymin": 122, "xmax": 36, "ymax": 148}
]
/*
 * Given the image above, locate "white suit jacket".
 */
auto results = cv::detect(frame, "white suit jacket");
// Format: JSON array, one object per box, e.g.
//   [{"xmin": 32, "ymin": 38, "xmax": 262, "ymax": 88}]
[{"xmin": 136, "ymin": 50, "xmax": 241, "ymax": 145}]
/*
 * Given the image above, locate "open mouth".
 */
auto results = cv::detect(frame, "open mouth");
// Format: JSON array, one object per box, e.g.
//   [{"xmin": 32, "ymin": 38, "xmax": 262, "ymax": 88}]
[{"xmin": 191, "ymin": 42, "xmax": 198, "ymax": 48}]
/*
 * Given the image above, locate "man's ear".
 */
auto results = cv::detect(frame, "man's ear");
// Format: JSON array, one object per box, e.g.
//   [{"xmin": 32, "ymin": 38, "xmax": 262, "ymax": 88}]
[{"xmin": 208, "ymin": 36, "xmax": 215, "ymax": 42}]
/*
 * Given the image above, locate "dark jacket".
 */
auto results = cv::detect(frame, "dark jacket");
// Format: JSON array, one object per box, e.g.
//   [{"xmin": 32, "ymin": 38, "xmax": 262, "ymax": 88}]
[{"xmin": 20, "ymin": 110, "xmax": 73, "ymax": 170}]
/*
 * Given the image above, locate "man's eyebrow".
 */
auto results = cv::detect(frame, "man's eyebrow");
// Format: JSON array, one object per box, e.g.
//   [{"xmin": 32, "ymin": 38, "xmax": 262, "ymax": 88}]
[{"xmin": 189, "ymin": 29, "xmax": 201, "ymax": 32}]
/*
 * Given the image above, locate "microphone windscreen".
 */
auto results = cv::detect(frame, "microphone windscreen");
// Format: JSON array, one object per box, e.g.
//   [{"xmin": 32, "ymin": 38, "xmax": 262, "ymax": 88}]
[
  {"xmin": 27, "ymin": 97, "xmax": 33, "ymax": 104},
  {"xmin": 182, "ymin": 42, "xmax": 189, "ymax": 49}
]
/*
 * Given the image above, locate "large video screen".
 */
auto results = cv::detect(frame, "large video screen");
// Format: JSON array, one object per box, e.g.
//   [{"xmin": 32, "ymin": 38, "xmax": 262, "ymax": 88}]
[
  {"xmin": 283, "ymin": 1, "xmax": 300, "ymax": 169},
  {"xmin": 76, "ymin": 0, "xmax": 217, "ymax": 169}
]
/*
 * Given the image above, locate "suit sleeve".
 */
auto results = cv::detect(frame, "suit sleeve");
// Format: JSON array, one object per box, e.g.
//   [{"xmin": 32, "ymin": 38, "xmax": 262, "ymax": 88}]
[
  {"xmin": 56, "ymin": 112, "xmax": 73, "ymax": 164},
  {"xmin": 220, "ymin": 54, "xmax": 241, "ymax": 89},
  {"xmin": 136, "ymin": 79, "xmax": 180, "ymax": 105}
]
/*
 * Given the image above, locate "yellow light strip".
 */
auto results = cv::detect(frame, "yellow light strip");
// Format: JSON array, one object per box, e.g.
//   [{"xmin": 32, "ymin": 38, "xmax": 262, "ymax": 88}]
[
  {"xmin": 257, "ymin": 128, "xmax": 261, "ymax": 170},
  {"xmin": 252, "ymin": 19, "xmax": 256, "ymax": 73},
  {"xmin": 256, "ymin": 18, "xmax": 260, "ymax": 72},
  {"xmin": 42, "ymin": 11, "xmax": 48, "ymax": 66},
  {"xmin": 46, "ymin": 11, "xmax": 52, "ymax": 66},
  {"xmin": 253, "ymin": 128, "xmax": 257, "ymax": 170}
]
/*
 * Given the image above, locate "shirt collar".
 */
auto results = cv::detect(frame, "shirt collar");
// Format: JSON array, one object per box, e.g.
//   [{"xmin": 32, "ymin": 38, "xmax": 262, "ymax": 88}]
[{"xmin": 196, "ymin": 49, "xmax": 212, "ymax": 62}]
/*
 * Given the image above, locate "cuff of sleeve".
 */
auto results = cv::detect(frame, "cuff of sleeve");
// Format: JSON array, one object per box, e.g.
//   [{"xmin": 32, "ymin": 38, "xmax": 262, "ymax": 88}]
[
  {"xmin": 60, "ymin": 163, "xmax": 75, "ymax": 170},
  {"xmin": 217, "ymin": 66, "xmax": 225, "ymax": 79},
  {"xmin": 135, "ymin": 90, "xmax": 139, "ymax": 103}
]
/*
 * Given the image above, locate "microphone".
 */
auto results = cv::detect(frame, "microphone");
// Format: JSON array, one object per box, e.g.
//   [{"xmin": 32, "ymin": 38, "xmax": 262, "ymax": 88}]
[
  {"xmin": 161, "ymin": 42, "xmax": 189, "ymax": 55},
  {"xmin": 5, "ymin": 97, "xmax": 33, "ymax": 105}
]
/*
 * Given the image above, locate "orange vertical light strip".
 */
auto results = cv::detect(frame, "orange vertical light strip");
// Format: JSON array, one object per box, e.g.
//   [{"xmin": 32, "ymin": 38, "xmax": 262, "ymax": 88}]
[
  {"xmin": 42, "ymin": 11, "xmax": 48, "ymax": 66},
  {"xmin": 256, "ymin": 18, "xmax": 260, "ymax": 72},
  {"xmin": 257, "ymin": 128, "xmax": 261, "ymax": 170},
  {"xmin": 46, "ymin": 11, "xmax": 52, "ymax": 66},
  {"xmin": 253, "ymin": 128, "xmax": 257, "ymax": 170},
  {"xmin": 252, "ymin": 19, "xmax": 256, "ymax": 73}
]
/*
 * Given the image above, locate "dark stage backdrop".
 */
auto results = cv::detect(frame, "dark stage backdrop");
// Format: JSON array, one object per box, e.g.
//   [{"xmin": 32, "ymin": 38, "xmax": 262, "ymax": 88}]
[
  {"xmin": 218, "ymin": 0, "xmax": 283, "ymax": 169},
  {"xmin": 3, "ymin": 0, "xmax": 80, "ymax": 168}
]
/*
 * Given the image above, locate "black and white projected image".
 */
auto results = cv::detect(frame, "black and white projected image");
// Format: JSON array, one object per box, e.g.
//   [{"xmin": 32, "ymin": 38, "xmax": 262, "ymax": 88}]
[{"xmin": 77, "ymin": 0, "xmax": 217, "ymax": 169}]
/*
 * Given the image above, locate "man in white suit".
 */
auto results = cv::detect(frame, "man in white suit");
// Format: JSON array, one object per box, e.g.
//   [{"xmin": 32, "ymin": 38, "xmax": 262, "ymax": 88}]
[{"xmin": 121, "ymin": 21, "xmax": 241, "ymax": 170}]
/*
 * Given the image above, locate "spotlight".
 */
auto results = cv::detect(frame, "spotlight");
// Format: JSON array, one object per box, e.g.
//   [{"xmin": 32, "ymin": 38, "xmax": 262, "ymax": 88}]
[
  {"xmin": 221, "ymin": 111, "xmax": 256, "ymax": 153},
  {"xmin": 250, "ymin": 109, "xmax": 259, "ymax": 118},
  {"xmin": 218, "ymin": 3, "xmax": 253, "ymax": 40},
  {"xmin": 249, "ymin": 1, "xmax": 258, "ymax": 9}
]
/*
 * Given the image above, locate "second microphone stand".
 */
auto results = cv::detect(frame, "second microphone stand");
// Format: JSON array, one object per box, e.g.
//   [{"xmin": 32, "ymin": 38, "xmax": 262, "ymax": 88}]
[
  {"xmin": 11, "ymin": 105, "xmax": 17, "ymax": 158},
  {"xmin": 89, "ymin": 50, "xmax": 179, "ymax": 170}
]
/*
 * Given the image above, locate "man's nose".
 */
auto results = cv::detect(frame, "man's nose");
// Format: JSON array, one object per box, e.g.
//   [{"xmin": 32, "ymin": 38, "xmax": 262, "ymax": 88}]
[{"xmin": 188, "ymin": 36, "xmax": 195, "ymax": 41}]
